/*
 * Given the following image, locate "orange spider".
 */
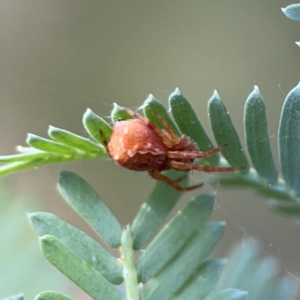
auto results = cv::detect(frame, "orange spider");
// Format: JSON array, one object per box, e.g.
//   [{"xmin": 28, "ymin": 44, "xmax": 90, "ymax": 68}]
[{"xmin": 100, "ymin": 108, "xmax": 243, "ymax": 192}]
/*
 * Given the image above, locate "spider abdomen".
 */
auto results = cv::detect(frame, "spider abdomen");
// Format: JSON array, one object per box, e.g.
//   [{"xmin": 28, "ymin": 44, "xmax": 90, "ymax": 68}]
[{"xmin": 108, "ymin": 119, "xmax": 167, "ymax": 171}]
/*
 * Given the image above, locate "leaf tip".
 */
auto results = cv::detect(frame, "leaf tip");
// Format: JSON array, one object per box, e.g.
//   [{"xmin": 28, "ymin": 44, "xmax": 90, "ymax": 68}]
[
  {"xmin": 141, "ymin": 94, "xmax": 155, "ymax": 108},
  {"xmin": 26, "ymin": 133, "xmax": 34, "ymax": 140},
  {"xmin": 170, "ymin": 87, "xmax": 182, "ymax": 97},
  {"xmin": 111, "ymin": 103, "xmax": 132, "ymax": 123},
  {"xmin": 219, "ymin": 221, "xmax": 227, "ymax": 227},
  {"xmin": 146, "ymin": 93, "xmax": 155, "ymax": 101},
  {"xmin": 175, "ymin": 87, "xmax": 181, "ymax": 94},
  {"xmin": 212, "ymin": 89, "xmax": 219, "ymax": 98},
  {"xmin": 281, "ymin": 6, "xmax": 286, "ymax": 14},
  {"xmin": 112, "ymin": 102, "xmax": 129, "ymax": 114},
  {"xmin": 39, "ymin": 234, "xmax": 52, "ymax": 245},
  {"xmin": 27, "ymin": 213, "xmax": 35, "ymax": 228},
  {"xmin": 208, "ymin": 89, "xmax": 222, "ymax": 106},
  {"xmin": 253, "ymin": 85, "xmax": 260, "ymax": 92},
  {"xmin": 112, "ymin": 102, "xmax": 122, "ymax": 110},
  {"xmin": 232, "ymin": 290, "xmax": 249, "ymax": 298},
  {"xmin": 168, "ymin": 88, "xmax": 183, "ymax": 105},
  {"xmin": 246, "ymin": 85, "xmax": 263, "ymax": 104},
  {"xmin": 47, "ymin": 125, "xmax": 57, "ymax": 135},
  {"xmin": 26, "ymin": 133, "xmax": 36, "ymax": 145},
  {"xmin": 27, "ymin": 211, "xmax": 35, "ymax": 220},
  {"xmin": 83, "ymin": 108, "xmax": 93, "ymax": 119}
]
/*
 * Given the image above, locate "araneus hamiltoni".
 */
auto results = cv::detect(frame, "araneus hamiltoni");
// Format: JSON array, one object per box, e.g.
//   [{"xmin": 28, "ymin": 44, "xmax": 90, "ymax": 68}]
[{"xmin": 100, "ymin": 108, "xmax": 244, "ymax": 192}]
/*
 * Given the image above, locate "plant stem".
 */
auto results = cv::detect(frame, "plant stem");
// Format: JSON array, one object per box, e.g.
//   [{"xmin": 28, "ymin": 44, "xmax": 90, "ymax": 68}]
[
  {"xmin": 121, "ymin": 226, "xmax": 140, "ymax": 300},
  {"xmin": 211, "ymin": 167, "xmax": 300, "ymax": 203}
]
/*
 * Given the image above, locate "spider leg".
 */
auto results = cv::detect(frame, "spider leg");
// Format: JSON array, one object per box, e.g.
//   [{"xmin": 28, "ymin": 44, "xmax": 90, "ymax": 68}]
[
  {"xmin": 148, "ymin": 169, "xmax": 203, "ymax": 192},
  {"xmin": 99, "ymin": 129, "xmax": 111, "ymax": 157},
  {"xmin": 152, "ymin": 111, "xmax": 180, "ymax": 144},
  {"xmin": 170, "ymin": 160, "xmax": 244, "ymax": 172},
  {"xmin": 173, "ymin": 174, "xmax": 188, "ymax": 183},
  {"xmin": 168, "ymin": 144, "xmax": 227, "ymax": 159},
  {"xmin": 125, "ymin": 108, "xmax": 175, "ymax": 148}
]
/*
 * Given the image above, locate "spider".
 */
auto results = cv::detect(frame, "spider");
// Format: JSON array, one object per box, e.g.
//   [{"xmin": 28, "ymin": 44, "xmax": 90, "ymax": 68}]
[{"xmin": 100, "ymin": 108, "xmax": 244, "ymax": 192}]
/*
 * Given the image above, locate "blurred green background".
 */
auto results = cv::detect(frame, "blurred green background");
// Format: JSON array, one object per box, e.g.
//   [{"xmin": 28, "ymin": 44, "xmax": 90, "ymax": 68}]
[{"xmin": 1, "ymin": 1, "xmax": 300, "ymax": 299}]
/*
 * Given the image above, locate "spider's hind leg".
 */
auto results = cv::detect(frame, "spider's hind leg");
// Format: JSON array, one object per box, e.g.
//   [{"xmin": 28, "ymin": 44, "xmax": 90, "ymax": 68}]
[
  {"xmin": 170, "ymin": 160, "xmax": 245, "ymax": 173},
  {"xmin": 148, "ymin": 169, "xmax": 203, "ymax": 192},
  {"xmin": 168, "ymin": 144, "xmax": 227, "ymax": 160}
]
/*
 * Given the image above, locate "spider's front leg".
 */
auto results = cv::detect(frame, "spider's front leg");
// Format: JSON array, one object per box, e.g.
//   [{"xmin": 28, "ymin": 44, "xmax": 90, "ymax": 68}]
[
  {"xmin": 148, "ymin": 169, "xmax": 203, "ymax": 192},
  {"xmin": 99, "ymin": 129, "xmax": 111, "ymax": 157},
  {"xmin": 125, "ymin": 108, "xmax": 176, "ymax": 148}
]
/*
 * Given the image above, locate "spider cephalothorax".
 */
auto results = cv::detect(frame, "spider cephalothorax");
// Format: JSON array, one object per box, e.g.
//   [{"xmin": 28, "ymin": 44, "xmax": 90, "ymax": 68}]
[{"xmin": 100, "ymin": 108, "xmax": 243, "ymax": 191}]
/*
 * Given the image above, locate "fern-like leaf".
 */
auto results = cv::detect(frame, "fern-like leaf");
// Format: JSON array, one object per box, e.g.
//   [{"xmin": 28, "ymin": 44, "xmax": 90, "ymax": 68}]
[
  {"xmin": 26, "ymin": 171, "xmax": 246, "ymax": 299},
  {"xmin": 1, "ymin": 86, "xmax": 300, "ymax": 215},
  {"xmin": 215, "ymin": 239, "xmax": 298, "ymax": 300},
  {"xmin": 26, "ymin": 171, "xmax": 299, "ymax": 299}
]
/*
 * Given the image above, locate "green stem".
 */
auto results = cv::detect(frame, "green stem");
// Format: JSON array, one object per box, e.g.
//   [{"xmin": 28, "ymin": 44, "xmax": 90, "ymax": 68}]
[
  {"xmin": 211, "ymin": 167, "xmax": 300, "ymax": 203},
  {"xmin": 121, "ymin": 226, "xmax": 140, "ymax": 300}
]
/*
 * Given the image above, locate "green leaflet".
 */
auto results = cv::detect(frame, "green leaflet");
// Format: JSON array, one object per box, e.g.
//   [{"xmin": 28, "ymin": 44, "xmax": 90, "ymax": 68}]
[
  {"xmin": 48, "ymin": 126, "xmax": 104, "ymax": 154},
  {"xmin": 282, "ymin": 4, "xmax": 300, "ymax": 21},
  {"xmin": 142, "ymin": 94, "xmax": 180, "ymax": 134},
  {"xmin": 217, "ymin": 239, "xmax": 299, "ymax": 300},
  {"xmin": 169, "ymin": 88, "xmax": 219, "ymax": 166},
  {"xmin": 110, "ymin": 103, "xmax": 132, "ymax": 123},
  {"xmin": 268, "ymin": 200, "xmax": 300, "ymax": 215},
  {"xmin": 278, "ymin": 83, "xmax": 300, "ymax": 196},
  {"xmin": 131, "ymin": 169, "xmax": 187, "ymax": 250},
  {"xmin": 244, "ymin": 86, "xmax": 278, "ymax": 183},
  {"xmin": 137, "ymin": 194, "xmax": 214, "ymax": 282},
  {"xmin": 82, "ymin": 108, "xmax": 112, "ymax": 145},
  {"xmin": 143, "ymin": 222, "xmax": 225, "ymax": 300},
  {"xmin": 218, "ymin": 239, "xmax": 261, "ymax": 289},
  {"xmin": 206, "ymin": 289, "xmax": 248, "ymax": 300},
  {"xmin": 29, "ymin": 212, "xmax": 123, "ymax": 284},
  {"xmin": 239, "ymin": 257, "xmax": 279, "ymax": 300},
  {"xmin": 173, "ymin": 259, "xmax": 225, "ymax": 300},
  {"xmin": 34, "ymin": 291, "xmax": 75, "ymax": 300},
  {"xmin": 208, "ymin": 90, "xmax": 249, "ymax": 170},
  {"xmin": 40, "ymin": 235, "xmax": 124, "ymax": 300},
  {"xmin": 1, "ymin": 295, "xmax": 24, "ymax": 300},
  {"xmin": 26, "ymin": 134, "xmax": 77, "ymax": 155},
  {"xmin": 57, "ymin": 171, "xmax": 122, "ymax": 248}
]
